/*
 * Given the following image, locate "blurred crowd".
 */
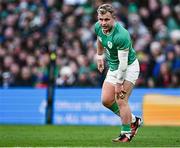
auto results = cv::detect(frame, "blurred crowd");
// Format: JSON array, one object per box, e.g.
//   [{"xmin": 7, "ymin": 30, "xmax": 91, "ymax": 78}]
[{"xmin": 0, "ymin": 0, "xmax": 180, "ymax": 88}]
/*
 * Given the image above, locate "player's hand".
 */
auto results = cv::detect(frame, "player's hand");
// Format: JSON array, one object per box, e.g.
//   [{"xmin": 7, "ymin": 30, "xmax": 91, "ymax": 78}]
[
  {"xmin": 97, "ymin": 59, "xmax": 104, "ymax": 73},
  {"xmin": 115, "ymin": 83, "xmax": 126, "ymax": 100}
]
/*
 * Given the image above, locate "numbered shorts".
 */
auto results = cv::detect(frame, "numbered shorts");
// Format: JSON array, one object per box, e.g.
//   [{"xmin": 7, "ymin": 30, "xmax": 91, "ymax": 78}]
[{"xmin": 105, "ymin": 59, "xmax": 140, "ymax": 85}]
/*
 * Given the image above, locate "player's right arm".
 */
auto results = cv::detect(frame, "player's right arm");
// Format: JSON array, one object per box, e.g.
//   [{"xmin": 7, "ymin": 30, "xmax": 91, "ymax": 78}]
[
  {"xmin": 94, "ymin": 22, "xmax": 105, "ymax": 73},
  {"xmin": 96, "ymin": 38, "xmax": 104, "ymax": 73}
]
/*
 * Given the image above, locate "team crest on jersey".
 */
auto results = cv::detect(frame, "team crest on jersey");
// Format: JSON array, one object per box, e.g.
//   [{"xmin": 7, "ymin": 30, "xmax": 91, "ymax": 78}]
[{"xmin": 107, "ymin": 41, "xmax": 112, "ymax": 49}]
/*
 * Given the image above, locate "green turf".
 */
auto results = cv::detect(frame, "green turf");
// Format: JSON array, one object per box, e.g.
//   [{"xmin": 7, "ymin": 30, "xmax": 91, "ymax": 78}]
[{"xmin": 0, "ymin": 125, "xmax": 180, "ymax": 147}]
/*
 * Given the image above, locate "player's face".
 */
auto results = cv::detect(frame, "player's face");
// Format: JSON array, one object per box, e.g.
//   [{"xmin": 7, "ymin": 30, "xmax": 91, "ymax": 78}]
[{"xmin": 98, "ymin": 12, "xmax": 115, "ymax": 33}]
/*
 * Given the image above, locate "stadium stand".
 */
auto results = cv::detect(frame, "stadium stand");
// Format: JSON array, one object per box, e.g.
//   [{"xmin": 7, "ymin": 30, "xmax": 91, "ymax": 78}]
[{"xmin": 0, "ymin": 0, "xmax": 179, "ymax": 88}]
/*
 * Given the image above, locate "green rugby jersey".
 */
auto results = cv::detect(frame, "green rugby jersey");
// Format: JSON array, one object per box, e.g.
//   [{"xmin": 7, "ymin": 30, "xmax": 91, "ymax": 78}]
[{"xmin": 94, "ymin": 22, "xmax": 136, "ymax": 71}]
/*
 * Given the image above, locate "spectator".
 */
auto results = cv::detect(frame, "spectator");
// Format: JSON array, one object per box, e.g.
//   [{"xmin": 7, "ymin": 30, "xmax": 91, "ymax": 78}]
[
  {"xmin": 156, "ymin": 62, "xmax": 171, "ymax": 87},
  {"xmin": 0, "ymin": 0, "xmax": 179, "ymax": 88}
]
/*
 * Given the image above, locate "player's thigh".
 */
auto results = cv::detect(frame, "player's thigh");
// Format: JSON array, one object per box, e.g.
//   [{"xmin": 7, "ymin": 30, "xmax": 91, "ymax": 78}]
[
  {"xmin": 123, "ymin": 59, "xmax": 139, "ymax": 101},
  {"xmin": 101, "ymin": 81, "xmax": 115, "ymax": 107},
  {"xmin": 115, "ymin": 80, "xmax": 134, "ymax": 106},
  {"xmin": 123, "ymin": 80, "xmax": 134, "ymax": 100}
]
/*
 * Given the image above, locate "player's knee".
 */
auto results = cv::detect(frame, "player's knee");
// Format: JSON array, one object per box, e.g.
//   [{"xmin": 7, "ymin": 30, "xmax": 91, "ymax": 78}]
[{"xmin": 101, "ymin": 97, "xmax": 112, "ymax": 108}]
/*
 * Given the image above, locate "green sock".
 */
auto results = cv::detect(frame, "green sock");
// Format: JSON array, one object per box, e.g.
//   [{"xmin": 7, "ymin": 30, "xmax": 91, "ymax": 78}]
[
  {"xmin": 121, "ymin": 124, "xmax": 131, "ymax": 134},
  {"xmin": 109, "ymin": 102, "xmax": 120, "ymax": 116}
]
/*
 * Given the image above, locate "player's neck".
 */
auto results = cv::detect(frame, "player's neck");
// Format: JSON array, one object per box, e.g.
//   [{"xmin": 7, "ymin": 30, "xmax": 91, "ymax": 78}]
[{"xmin": 104, "ymin": 28, "xmax": 112, "ymax": 34}]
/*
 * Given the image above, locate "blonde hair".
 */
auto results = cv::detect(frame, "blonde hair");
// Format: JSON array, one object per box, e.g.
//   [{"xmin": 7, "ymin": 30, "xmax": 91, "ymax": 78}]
[{"xmin": 97, "ymin": 4, "xmax": 116, "ymax": 18}]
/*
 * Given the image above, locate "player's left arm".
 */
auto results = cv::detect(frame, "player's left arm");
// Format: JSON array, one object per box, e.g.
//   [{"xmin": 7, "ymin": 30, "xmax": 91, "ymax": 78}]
[
  {"xmin": 115, "ymin": 48, "xmax": 129, "ymax": 100},
  {"xmin": 116, "ymin": 48, "xmax": 129, "ymax": 84},
  {"xmin": 114, "ymin": 33, "xmax": 130, "ymax": 99}
]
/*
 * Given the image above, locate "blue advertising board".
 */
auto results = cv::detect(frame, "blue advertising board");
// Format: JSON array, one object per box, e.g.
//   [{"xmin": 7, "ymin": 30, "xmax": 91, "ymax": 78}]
[
  {"xmin": 0, "ymin": 89, "xmax": 46, "ymax": 124},
  {"xmin": 0, "ymin": 88, "xmax": 179, "ymax": 125},
  {"xmin": 53, "ymin": 88, "xmax": 141, "ymax": 125}
]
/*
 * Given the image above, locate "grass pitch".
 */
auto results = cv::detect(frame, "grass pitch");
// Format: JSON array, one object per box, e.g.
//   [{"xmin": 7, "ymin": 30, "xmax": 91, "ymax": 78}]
[{"xmin": 0, "ymin": 125, "xmax": 180, "ymax": 147}]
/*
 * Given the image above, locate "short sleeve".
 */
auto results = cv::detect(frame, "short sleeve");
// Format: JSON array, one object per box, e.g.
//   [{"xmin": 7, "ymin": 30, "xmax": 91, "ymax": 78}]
[{"xmin": 114, "ymin": 31, "xmax": 131, "ymax": 50}]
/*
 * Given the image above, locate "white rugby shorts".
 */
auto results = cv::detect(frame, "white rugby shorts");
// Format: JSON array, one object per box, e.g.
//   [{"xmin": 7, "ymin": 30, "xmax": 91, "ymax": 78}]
[{"xmin": 105, "ymin": 59, "xmax": 140, "ymax": 85}]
